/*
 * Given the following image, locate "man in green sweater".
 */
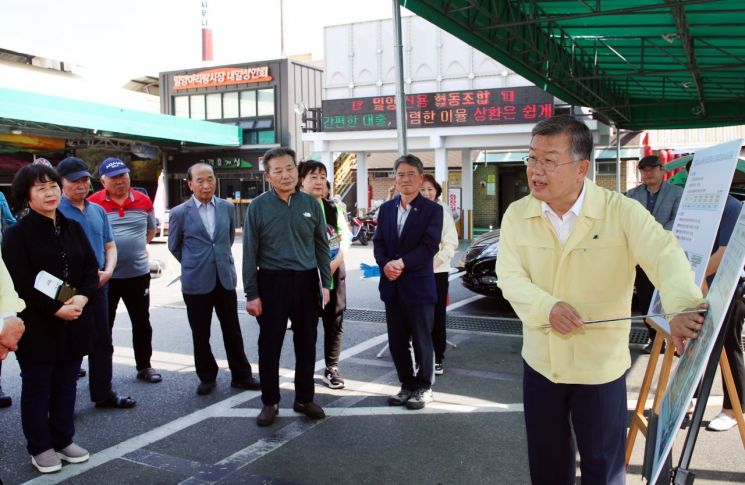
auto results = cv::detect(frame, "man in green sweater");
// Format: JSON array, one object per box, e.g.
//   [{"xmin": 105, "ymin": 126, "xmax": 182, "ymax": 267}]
[{"xmin": 243, "ymin": 147, "xmax": 331, "ymax": 427}]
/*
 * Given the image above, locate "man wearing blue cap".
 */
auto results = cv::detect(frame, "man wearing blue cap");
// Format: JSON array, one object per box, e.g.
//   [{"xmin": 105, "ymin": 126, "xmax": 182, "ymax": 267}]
[
  {"xmin": 57, "ymin": 157, "xmax": 136, "ymax": 408},
  {"xmin": 89, "ymin": 158, "xmax": 160, "ymax": 383}
]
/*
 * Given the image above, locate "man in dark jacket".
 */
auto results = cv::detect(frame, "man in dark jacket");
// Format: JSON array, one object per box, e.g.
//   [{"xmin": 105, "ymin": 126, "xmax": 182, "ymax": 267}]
[
  {"xmin": 626, "ymin": 155, "xmax": 684, "ymax": 351},
  {"xmin": 373, "ymin": 154, "xmax": 443, "ymax": 410}
]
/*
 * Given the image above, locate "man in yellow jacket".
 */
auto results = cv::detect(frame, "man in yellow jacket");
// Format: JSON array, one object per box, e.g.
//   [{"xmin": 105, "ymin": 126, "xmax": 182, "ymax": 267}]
[{"xmin": 495, "ymin": 115, "xmax": 706, "ymax": 485}]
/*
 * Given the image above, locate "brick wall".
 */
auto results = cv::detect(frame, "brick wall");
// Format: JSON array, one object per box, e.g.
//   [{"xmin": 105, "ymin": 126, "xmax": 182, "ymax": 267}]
[
  {"xmin": 473, "ymin": 164, "xmax": 499, "ymax": 228},
  {"xmin": 595, "ymin": 160, "xmax": 641, "ymax": 193}
]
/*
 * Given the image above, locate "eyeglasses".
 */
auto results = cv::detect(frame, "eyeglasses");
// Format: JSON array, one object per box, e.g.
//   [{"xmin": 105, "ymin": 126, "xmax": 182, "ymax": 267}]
[{"xmin": 522, "ymin": 156, "xmax": 577, "ymax": 172}]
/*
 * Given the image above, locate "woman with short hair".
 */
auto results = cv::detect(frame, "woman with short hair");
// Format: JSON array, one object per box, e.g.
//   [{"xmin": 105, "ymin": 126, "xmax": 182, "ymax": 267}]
[
  {"xmin": 298, "ymin": 161, "xmax": 352, "ymax": 389},
  {"xmin": 2, "ymin": 164, "xmax": 98, "ymax": 473}
]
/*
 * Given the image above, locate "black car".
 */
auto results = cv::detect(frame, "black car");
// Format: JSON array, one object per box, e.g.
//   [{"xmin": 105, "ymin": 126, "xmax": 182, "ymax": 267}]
[{"xmin": 460, "ymin": 230, "xmax": 504, "ymax": 300}]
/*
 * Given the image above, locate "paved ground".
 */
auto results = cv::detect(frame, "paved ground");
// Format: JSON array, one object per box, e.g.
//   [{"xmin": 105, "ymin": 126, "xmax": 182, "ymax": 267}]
[{"xmin": 0, "ymin": 242, "xmax": 742, "ymax": 484}]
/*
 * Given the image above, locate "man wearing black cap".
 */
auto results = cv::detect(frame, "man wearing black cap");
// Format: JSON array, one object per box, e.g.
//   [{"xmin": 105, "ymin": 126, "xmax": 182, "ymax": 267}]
[
  {"xmin": 626, "ymin": 155, "xmax": 684, "ymax": 352},
  {"xmin": 89, "ymin": 158, "xmax": 160, "ymax": 383},
  {"xmin": 57, "ymin": 157, "xmax": 136, "ymax": 408}
]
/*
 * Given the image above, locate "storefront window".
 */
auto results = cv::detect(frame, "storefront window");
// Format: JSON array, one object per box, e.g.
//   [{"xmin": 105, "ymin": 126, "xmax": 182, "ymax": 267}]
[
  {"xmin": 174, "ymin": 96, "xmax": 190, "ymax": 118},
  {"xmin": 223, "ymin": 92, "xmax": 239, "ymax": 119},
  {"xmin": 240, "ymin": 91, "xmax": 256, "ymax": 117},
  {"xmin": 190, "ymin": 95, "xmax": 206, "ymax": 120},
  {"xmin": 206, "ymin": 93, "xmax": 222, "ymax": 119},
  {"xmin": 257, "ymin": 89, "xmax": 274, "ymax": 116},
  {"xmin": 257, "ymin": 130, "xmax": 275, "ymax": 144}
]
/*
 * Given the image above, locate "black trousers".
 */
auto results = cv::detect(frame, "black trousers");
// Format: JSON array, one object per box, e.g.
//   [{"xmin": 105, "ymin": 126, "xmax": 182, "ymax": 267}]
[
  {"xmin": 634, "ymin": 266, "xmax": 656, "ymax": 340},
  {"xmin": 321, "ymin": 296, "xmax": 344, "ymax": 369},
  {"xmin": 256, "ymin": 269, "xmax": 319, "ymax": 406},
  {"xmin": 722, "ymin": 294, "xmax": 745, "ymax": 410},
  {"xmin": 89, "ymin": 284, "xmax": 114, "ymax": 402},
  {"xmin": 108, "ymin": 273, "xmax": 153, "ymax": 371},
  {"xmin": 183, "ymin": 282, "xmax": 253, "ymax": 383},
  {"xmin": 17, "ymin": 356, "xmax": 83, "ymax": 456},
  {"xmin": 433, "ymin": 272, "xmax": 449, "ymax": 363},
  {"xmin": 385, "ymin": 296, "xmax": 435, "ymax": 391},
  {"xmin": 523, "ymin": 362, "xmax": 626, "ymax": 485}
]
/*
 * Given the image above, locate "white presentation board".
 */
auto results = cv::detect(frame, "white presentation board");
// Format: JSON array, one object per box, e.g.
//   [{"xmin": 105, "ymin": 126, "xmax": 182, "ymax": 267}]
[
  {"xmin": 648, "ymin": 139, "xmax": 741, "ymax": 333},
  {"xmin": 649, "ymin": 204, "xmax": 745, "ymax": 483}
]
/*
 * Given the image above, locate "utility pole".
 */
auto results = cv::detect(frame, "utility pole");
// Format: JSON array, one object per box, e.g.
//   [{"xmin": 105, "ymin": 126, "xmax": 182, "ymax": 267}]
[
  {"xmin": 201, "ymin": 0, "xmax": 213, "ymax": 61},
  {"xmin": 392, "ymin": 0, "xmax": 407, "ymax": 155}
]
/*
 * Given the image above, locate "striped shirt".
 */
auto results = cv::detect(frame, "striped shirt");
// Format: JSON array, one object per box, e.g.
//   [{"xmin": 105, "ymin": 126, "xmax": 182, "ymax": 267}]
[{"xmin": 88, "ymin": 189, "xmax": 155, "ymax": 278}]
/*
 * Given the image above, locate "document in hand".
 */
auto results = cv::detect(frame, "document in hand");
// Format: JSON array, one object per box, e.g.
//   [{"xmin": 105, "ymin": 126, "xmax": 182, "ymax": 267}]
[{"xmin": 34, "ymin": 270, "xmax": 63, "ymax": 299}]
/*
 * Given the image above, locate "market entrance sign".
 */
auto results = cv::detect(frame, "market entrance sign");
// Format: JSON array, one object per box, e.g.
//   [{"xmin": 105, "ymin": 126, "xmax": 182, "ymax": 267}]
[{"xmin": 173, "ymin": 66, "xmax": 272, "ymax": 90}]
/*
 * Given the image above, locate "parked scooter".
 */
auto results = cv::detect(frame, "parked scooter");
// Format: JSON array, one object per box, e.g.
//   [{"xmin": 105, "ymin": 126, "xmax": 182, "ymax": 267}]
[{"xmin": 350, "ymin": 207, "xmax": 378, "ymax": 246}]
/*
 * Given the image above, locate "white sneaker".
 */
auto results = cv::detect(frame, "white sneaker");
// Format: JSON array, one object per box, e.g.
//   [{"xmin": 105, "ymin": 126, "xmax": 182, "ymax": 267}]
[
  {"xmin": 405, "ymin": 388, "xmax": 433, "ymax": 410},
  {"xmin": 706, "ymin": 412, "xmax": 738, "ymax": 432}
]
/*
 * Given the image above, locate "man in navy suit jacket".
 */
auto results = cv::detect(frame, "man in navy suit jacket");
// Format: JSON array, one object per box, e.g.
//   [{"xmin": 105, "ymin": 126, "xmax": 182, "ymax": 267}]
[
  {"xmin": 373, "ymin": 154, "xmax": 443, "ymax": 410},
  {"xmin": 168, "ymin": 163, "xmax": 260, "ymax": 396}
]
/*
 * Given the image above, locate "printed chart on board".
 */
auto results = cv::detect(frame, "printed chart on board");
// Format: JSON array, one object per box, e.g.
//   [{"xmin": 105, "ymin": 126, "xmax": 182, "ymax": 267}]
[{"xmin": 648, "ymin": 139, "xmax": 741, "ymax": 333}]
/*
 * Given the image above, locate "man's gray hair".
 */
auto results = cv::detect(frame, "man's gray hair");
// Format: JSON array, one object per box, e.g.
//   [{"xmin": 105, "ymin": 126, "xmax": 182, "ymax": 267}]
[
  {"xmin": 393, "ymin": 154, "xmax": 424, "ymax": 173},
  {"xmin": 531, "ymin": 115, "xmax": 593, "ymax": 162},
  {"xmin": 186, "ymin": 163, "xmax": 214, "ymax": 181}
]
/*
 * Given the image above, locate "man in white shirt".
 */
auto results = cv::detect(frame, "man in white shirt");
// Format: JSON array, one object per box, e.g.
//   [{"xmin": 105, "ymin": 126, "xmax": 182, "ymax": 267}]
[{"xmin": 168, "ymin": 163, "xmax": 260, "ymax": 396}]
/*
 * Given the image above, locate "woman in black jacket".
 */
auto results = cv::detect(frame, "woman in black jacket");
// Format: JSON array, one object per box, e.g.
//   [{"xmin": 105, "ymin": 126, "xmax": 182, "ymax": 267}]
[{"xmin": 2, "ymin": 164, "xmax": 98, "ymax": 474}]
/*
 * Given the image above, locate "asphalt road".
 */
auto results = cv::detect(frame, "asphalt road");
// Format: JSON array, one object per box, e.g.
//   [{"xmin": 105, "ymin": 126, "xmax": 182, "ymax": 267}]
[{"xmin": 0, "ymin": 241, "xmax": 742, "ymax": 484}]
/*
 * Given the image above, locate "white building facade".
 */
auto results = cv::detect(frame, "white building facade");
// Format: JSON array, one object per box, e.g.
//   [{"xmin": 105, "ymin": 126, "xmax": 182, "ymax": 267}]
[{"xmin": 303, "ymin": 16, "xmax": 608, "ymax": 237}]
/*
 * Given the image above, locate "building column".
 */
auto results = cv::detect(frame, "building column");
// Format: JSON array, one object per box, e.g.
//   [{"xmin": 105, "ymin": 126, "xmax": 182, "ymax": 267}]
[
  {"xmin": 321, "ymin": 151, "xmax": 334, "ymax": 189},
  {"xmin": 356, "ymin": 152, "xmax": 369, "ymax": 215},
  {"xmin": 434, "ymin": 147, "xmax": 447, "ymax": 186},
  {"xmin": 461, "ymin": 148, "xmax": 473, "ymax": 240}
]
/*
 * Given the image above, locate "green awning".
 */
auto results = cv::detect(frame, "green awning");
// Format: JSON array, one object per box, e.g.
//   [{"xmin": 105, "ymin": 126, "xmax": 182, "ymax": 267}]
[
  {"xmin": 0, "ymin": 87, "xmax": 241, "ymax": 146},
  {"xmin": 402, "ymin": 1, "xmax": 745, "ymax": 130},
  {"xmin": 664, "ymin": 153, "xmax": 745, "ymax": 171}
]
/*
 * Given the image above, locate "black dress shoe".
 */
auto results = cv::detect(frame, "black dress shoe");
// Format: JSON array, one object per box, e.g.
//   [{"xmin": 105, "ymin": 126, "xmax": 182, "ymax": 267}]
[
  {"xmin": 257, "ymin": 404, "xmax": 278, "ymax": 427},
  {"xmin": 197, "ymin": 381, "xmax": 216, "ymax": 395},
  {"xmin": 95, "ymin": 393, "xmax": 137, "ymax": 409},
  {"xmin": 231, "ymin": 376, "xmax": 261, "ymax": 390},
  {"xmin": 293, "ymin": 401, "xmax": 325, "ymax": 420},
  {"xmin": 0, "ymin": 389, "xmax": 11, "ymax": 408}
]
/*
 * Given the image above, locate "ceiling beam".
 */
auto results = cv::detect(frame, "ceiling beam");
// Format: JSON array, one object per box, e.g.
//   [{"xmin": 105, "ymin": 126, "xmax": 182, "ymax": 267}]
[{"xmin": 667, "ymin": 0, "xmax": 707, "ymax": 116}]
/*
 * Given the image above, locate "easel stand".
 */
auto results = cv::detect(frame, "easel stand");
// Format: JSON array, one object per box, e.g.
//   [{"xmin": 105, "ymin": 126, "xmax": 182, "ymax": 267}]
[
  {"xmin": 644, "ymin": 281, "xmax": 745, "ymax": 484},
  {"xmin": 626, "ymin": 307, "xmax": 745, "ymax": 467},
  {"xmin": 626, "ymin": 321, "xmax": 679, "ymax": 465}
]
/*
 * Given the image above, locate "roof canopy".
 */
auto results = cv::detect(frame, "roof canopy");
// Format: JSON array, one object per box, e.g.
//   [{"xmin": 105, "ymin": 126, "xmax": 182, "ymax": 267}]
[
  {"xmin": 0, "ymin": 87, "xmax": 241, "ymax": 147},
  {"xmin": 402, "ymin": 0, "xmax": 745, "ymax": 130}
]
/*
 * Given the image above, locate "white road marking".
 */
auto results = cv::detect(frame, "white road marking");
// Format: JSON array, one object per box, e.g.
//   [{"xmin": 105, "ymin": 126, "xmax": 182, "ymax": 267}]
[
  {"xmin": 219, "ymin": 403, "xmax": 524, "ymax": 418},
  {"xmin": 22, "ymin": 333, "xmax": 389, "ymax": 485},
  {"xmin": 446, "ymin": 294, "xmax": 485, "ymax": 311}
]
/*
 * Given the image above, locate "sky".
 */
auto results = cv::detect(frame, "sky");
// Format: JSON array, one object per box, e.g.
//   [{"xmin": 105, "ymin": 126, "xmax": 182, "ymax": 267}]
[{"xmin": 0, "ymin": 0, "xmax": 401, "ymax": 80}]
